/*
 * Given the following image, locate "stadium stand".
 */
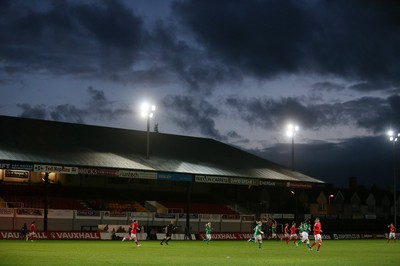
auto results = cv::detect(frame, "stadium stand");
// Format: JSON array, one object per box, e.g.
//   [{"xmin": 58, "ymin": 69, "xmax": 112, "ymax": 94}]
[{"xmin": 161, "ymin": 202, "xmax": 238, "ymax": 215}]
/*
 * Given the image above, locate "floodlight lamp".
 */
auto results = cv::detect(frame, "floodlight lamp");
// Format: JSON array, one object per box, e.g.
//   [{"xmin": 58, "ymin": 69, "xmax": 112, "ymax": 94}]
[
  {"xmin": 141, "ymin": 102, "xmax": 149, "ymax": 111},
  {"xmin": 286, "ymin": 123, "xmax": 298, "ymax": 138},
  {"xmin": 140, "ymin": 103, "xmax": 156, "ymax": 118}
]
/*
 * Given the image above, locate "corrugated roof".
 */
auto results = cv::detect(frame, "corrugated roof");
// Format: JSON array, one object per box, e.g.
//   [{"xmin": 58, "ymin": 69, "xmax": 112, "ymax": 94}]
[{"xmin": 0, "ymin": 115, "xmax": 323, "ymax": 184}]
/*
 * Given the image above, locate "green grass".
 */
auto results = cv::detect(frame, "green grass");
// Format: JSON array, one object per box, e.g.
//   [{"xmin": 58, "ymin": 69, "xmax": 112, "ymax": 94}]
[{"xmin": 0, "ymin": 239, "xmax": 398, "ymax": 265}]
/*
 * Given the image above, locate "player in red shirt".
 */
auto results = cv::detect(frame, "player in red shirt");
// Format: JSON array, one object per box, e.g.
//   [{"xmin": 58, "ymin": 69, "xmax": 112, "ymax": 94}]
[
  {"xmin": 387, "ymin": 223, "xmax": 396, "ymax": 243},
  {"xmin": 26, "ymin": 221, "xmax": 36, "ymax": 242},
  {"xmin": 289, "ymin": 222, "xmax": 298, "ymax": 244},
  {"xmin": 122, "ymin": 220, "xmax": 141, "ymax": 247},
  {"xmin": 310, "ymin": 217, "xmax": 322, "ymax": 251},
  {"xmin": 283, "ymin": 223, "xmax": 290, "ymax": 243}
]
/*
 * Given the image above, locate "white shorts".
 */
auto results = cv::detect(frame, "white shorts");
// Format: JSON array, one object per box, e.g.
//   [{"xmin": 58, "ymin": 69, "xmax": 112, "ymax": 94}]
[
  {"xmin": 284, "ymin": 233, "xmax": 290, "ymax": 239},
  {"xmin": 206, "ymin": 233, "xmax": 211, "ymax": 240},
  {"xmin": 27, "ymin": 232, "xmax": 36, "ymax": 237},
  {"xmin": 389, "ymin": 232, "xmax": 396, "ymax": 239},
  {"xmin": 301, "ymin": 232, "xmax": 309, "ymax": 241},
  {"xmin": 254, "ymin": 235, "xmax": 262, "ymax": 241},
  {"xmin": 290, "ymin": 234, "xmax": 297, "ymax": 239},
  {"xmin": 314, "ymin": 234, "xmax": 322, "ymax": 241},
  {"xmin": 130, "ymin": 233, "xmax": 137, "ymax": 239}
]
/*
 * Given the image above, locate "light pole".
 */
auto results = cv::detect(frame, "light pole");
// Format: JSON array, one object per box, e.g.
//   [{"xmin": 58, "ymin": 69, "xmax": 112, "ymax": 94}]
[
  {"xmin": 141, "ymin": 103, "xmax": 156, "ymax": 159},
  {"xmin": 286, "ymin": 124, "xmax": 299, "ymax": 171},
  {"xmin": 388, "ymin": 130, "xmax": 399, "ymax": 226}
]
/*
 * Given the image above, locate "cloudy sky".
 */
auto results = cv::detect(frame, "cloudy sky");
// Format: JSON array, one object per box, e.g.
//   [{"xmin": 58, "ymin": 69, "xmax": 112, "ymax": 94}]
[{"xmin": 1, "ymin": 0, "xmax": 400, "ymax": 189}]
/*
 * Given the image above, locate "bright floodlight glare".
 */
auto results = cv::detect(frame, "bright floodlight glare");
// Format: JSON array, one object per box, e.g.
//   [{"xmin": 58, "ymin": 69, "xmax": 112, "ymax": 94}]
[
  {"xmin": 141, "ymin": 102, "xmax": 149, "ymax": 110},
  {"xmin": 387, "ymin": 130, "xmax": 400, "ymax": 142},
  {"xmin": 286, "ymin": 123, "xmax": 299, "ymax": 138},
  {"xmin": 140, "ymin": 103, "xmax": 156, "ymax": 118}
]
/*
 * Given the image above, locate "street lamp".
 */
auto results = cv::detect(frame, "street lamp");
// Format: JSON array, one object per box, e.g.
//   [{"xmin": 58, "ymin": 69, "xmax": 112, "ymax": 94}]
[
  {"xmin": 291, "ymin": 190, "xmax": 297, "ymax": 220},
  {"xmin": 328, "ymin": 194, "xmax": 334, "ymax": 205},
  {"xmin": 327, "ymin": 194, "xmax": 335, "ymax": 215},
  {"xmin": 286, "ymin": 124, "xmax": 299, "ymax": 171},
  {"xmin": 141, "ymin": 103, "xmax": 156, "ymax": 159},
  {"xmin": 387, "ymin": 130, "xmax": 399, "ymax": 226}
]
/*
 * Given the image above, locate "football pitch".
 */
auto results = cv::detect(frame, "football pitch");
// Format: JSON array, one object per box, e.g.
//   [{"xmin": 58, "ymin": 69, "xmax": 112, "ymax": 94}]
[{"xmin": 0, "ymin": 239, "xmax": 398, "ymax": 265}]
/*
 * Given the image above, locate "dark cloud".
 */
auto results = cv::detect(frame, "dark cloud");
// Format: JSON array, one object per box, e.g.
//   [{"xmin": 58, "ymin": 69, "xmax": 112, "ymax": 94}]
[
  {"xmin": 226, "ymin": 130, "xmax": 241, "ymax": 139},
  {"xmin": 18, "ymin": 104, "xmax": 48, "ymax": 120},
  {"xmin": 0, "ymin": 0, "xmax": 146, "ymax": 76},
  {"xmin": 1, "ymin": 0, "xmax": 400, "ymax": 93},
  {"xmin": 85, "ymin": 86, "xmax": 132, "ymax": 121},
  {"xmin": 161, "ymin": 95, "xmax": 225, "ymax": 140},
  {"xmin": 255, "ymin": 135, "xmax": 395, "ymax": 188},
  {"xmin": 225, "ymin": 95, "xmax": 400, "ymax": 133},
  {"xmin": 225, "ymin": 95, "xmax": 321, "ymax": 129},
  {"xmin": 146, "ymin": 21, "xmax": 241, "ymax": 93},
  {"xmin": 172, "ymin": 0, "xmax": 400, "ymax": 89},
  {"xmin": 311, "ymin": 81, "xmax": 345, "ymax": 92},
  {"xmin": 50, "ymin": 104, "xmax": 85, "ymax": 123},
  {"xmin": 17, "ymin": 86, "xmax": 131, "ymax": 123},
  {"xmin": 347, "ymin": 81, "xmax": 398, "ymax": 92},
  {"xmin": 0, "ymin": 0, "xmax": 240, "ymax": 93}
]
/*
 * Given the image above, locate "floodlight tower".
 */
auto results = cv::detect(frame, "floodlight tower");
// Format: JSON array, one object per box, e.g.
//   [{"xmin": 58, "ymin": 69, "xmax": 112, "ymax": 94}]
[
  {"xmin": 388, "ymin": 130, "xmax": 399, "ymax": 226},
  {"xmin": 286, "ymin": 124, "xmax": 299, "ymax": 171},
  {"xmin": 141, "ymin": 103, "xmax": 156, "ymax": 159}
]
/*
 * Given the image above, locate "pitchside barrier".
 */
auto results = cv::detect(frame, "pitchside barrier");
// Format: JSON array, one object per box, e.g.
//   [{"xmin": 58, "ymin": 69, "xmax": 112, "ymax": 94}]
[
  {"xmin": 0, "ymin": 208, "xmax": 395, "ymax": 237},
  {"xmin": 0, "ymin": 231, "xmax": 396, "ymax": 240}
]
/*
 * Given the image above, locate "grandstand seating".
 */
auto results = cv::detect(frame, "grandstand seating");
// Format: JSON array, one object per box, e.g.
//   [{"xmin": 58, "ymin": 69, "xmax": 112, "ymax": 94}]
[
  {"xmin": 161, "ymin": 202, "xmax": 238, "ymax": 215},
  {"xmin": 0, "ymin": 184, "xmax": 147, "ymax": 211},
  {"xmin": 0, "ymin": 184, "xmax": 85, "ymax": 210},
  {"xmin": 85, "ymin": 199, "xmax": 147, "ymax": 212},
  {"xmin": 0, "ymin": 184, "xmax": 237, "ymax": 214}
]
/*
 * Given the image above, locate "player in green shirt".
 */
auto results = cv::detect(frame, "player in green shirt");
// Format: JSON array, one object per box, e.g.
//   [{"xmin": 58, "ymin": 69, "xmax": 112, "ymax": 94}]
[
  {"xmin": 248, "ymin": 221, "xmax": 264, "ymax": 248},
  {"xmin": 271, "ymin": 219, "xmax": 278, "ymax": 240},
  {"xmin": 296, "ymin": 219, "xmax": 312, "ymax": 249},
  {"xmin": 203, "ymin": 222, "xmax": 212, "ymax": 244}
]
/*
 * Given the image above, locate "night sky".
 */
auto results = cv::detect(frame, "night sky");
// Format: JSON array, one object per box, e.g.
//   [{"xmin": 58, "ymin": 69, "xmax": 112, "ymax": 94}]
[{"xmin": 1, "ymin": 0, "xmax": 400, "ymax": 189}]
